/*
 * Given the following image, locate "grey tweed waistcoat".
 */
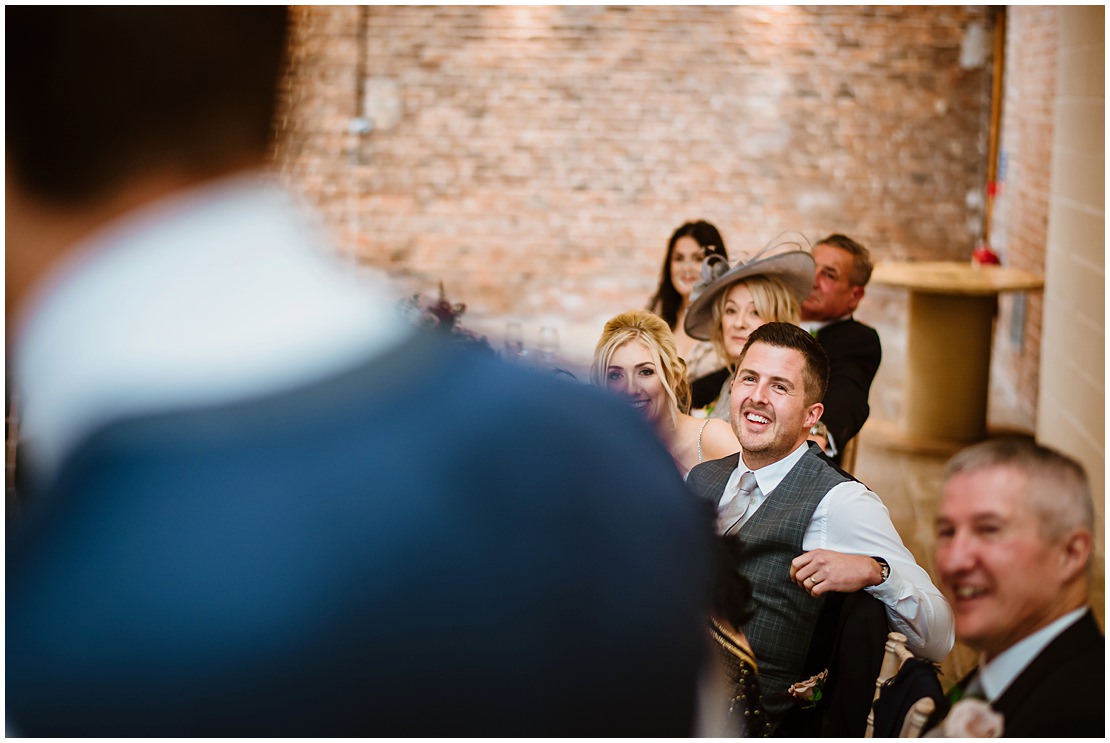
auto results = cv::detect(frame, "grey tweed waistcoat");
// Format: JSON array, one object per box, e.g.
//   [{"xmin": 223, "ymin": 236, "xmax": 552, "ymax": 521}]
[{"xmin": 687, "ymin": 444, "xmax": 851, "ymax": 726}]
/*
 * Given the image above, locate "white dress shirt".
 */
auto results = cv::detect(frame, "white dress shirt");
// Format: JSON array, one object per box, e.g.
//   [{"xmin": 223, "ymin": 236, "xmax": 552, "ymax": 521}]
[
  {"xmin": 14, "ymin": 173, "xmax": 413, "ymax": 482},
  {"xmin": 975, "ymin": 607, "xmax": 1086, "ymax": 701},
  {"xmin": 717, "ymin": 442, "xmax": 955, "ymax": 661}
]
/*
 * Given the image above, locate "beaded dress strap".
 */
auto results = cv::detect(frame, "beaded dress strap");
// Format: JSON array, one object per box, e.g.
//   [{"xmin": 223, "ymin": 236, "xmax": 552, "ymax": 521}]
[{"xmin": 697, "ymin": 417, "xmax": 711, "ymax": 463}]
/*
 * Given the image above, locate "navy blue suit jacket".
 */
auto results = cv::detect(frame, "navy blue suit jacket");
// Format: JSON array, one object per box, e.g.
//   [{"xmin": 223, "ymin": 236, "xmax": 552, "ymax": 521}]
[{"xmin": 7, "ymin": 335, "xmax": 713, "ymax": 736}]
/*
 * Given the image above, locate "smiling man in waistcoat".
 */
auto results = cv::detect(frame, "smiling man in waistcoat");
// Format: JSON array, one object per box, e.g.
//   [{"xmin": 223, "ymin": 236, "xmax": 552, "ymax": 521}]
[{"xmin": 687, "ymin": 322, "xmax": 952, "ymax": 731}]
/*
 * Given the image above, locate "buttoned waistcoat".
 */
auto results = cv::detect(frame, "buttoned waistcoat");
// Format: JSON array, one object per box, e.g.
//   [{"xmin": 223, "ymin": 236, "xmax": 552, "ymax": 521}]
[{"xmin": 687, "ymin": 444, "xmax": 851, "ymax": 726}]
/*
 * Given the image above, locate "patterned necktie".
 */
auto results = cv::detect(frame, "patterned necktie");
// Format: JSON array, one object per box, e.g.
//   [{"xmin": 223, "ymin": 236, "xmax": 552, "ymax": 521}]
[{"xmin": 718, "ymin": 471, "xmax": 759, "ymax": 536}]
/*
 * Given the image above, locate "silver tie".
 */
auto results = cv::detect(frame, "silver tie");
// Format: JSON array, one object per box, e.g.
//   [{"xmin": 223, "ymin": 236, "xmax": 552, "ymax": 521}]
[{"xmin": 718, "ymin": 470, "xmax": 759, "ymax": 536}]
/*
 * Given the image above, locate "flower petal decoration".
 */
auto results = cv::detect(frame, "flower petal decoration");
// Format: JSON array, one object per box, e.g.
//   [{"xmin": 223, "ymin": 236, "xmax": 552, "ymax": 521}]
[
  {"xmin": 786, "ymin": 668, "xmax": 828, "ymax": 709},
  {"xmin": 934, "ymin": 698, "xmax": 1003, "ymax": 737}
]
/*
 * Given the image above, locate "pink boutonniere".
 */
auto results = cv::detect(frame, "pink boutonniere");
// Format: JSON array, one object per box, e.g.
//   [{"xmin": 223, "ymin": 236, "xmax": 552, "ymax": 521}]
[
  {"xmin": 786, "ymin": 669, "xmax": 828, "ymax": 709},
  {"xmin": 926, "ymin": 698, "xmax": 1003, "ymax": 738}
]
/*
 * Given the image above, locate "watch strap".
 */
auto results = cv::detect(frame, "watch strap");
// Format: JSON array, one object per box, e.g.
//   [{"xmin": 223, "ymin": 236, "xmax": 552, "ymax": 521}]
[{"xmin": 871, "ymin": 556, "xmax": 890, "ymax": 584}]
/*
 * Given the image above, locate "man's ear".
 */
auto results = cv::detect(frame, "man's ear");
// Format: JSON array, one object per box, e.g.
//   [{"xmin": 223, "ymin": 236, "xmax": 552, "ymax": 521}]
[
  {"xmin": 846, "ymin": 285, "xmax": 866, "ymax": 313},
  {"xmin": 1059, "ymin": 528, "xmax": 1093, "ymax": 582},
  {"xmin": 804, "ymin": 403, "xmax": 824, "ymax": 429}
]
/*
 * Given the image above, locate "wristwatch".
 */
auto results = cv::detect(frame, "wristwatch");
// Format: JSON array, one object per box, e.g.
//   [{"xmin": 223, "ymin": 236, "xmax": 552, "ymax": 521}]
[
  {"xmin": 809, "ymin": 421, "xmax": 828, "ymax": 438},
  {"xmin": 871, "ymin": 556, "xmax": 890, "ymax": 585}
]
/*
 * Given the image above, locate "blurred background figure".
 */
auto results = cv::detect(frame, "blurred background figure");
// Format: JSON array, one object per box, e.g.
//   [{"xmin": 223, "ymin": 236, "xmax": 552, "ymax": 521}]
[
  {"xmin": 799, "ymin": 234, "xmax": 882, "ymax": 465},
  {"xmin": 647, "ymin": 220, "xmax": 730, "ymax": 385},
  {"xmin": 683, "ymin": 235, "xmax": 815, "ymax": 419},
  {"xmin": 591, "ymin": 310, "xmax": 738, "ymax": 479},
  {"xmin": 6, "ymin": 7, "xmax": 713, "ymax": 736}
]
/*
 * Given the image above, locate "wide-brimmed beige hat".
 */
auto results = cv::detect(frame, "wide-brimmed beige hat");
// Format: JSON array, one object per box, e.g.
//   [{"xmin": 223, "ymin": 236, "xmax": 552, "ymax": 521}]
[{"xmin": 683, "ymin": 232, "xmax": 816, "ymax": 341}]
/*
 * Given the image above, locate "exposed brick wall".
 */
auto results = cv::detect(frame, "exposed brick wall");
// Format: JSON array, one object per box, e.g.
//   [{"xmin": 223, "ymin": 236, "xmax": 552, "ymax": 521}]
[
  {"xmin": 988, "ymin": 7, "xmax": 1057, "ymax": 429},
  {"xmin": 272, "ymin": 5, "xmax": 995, "ymax": 357}
]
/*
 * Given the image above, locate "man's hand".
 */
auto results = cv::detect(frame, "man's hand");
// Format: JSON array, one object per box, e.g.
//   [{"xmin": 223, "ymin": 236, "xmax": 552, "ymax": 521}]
[{"xmin": 789, "ymin": 549, "xmax": 884, "ymax": 596}]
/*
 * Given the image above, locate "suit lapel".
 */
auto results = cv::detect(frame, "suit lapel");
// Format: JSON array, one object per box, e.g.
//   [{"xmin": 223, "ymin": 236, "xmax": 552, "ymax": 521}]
[
  {"xmin": 992, "ymin": 610, "xmax": 1099, "ymax": 717},
  {"xmin": 688, "ymin": 453, "xmax": 740, "ymax": 508}
]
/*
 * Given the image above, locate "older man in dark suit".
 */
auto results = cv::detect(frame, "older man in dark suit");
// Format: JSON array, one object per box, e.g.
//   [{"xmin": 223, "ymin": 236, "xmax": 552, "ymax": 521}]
[
  {"xmin": 800, "ymin": 234, "xmax": 881, "ymax": 464},
  {"xmin": 933, "ymin": 438, "xmax": 1103, "ymax": 737},
  {"xmin": 686, "ymin": 322, "xmax": 951, "ymax": 732}
]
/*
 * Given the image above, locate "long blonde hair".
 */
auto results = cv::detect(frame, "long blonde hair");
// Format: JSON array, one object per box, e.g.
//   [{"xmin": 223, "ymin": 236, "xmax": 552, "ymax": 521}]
[
  {"xmin": 710, "ymin": 275, "xmax": 800, "ymax": 366},
  {"xmin": 591, "ymin": 310, "xmax": 691, "ymax": 418}
]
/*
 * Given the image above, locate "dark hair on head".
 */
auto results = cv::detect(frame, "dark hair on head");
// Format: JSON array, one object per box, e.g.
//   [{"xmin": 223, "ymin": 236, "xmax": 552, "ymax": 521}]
[
  {"xmin": 648, "ymin": 221, "xmax": 729, "ymax": 329},
  {"xmin": 815, "ymin": 234, "xmax": 873, "ymax": 287},
  {"xmin": 6, "ymin": 6, "xmax": 291, "ymax": 205},
  {"xmin": 737, "ymin": 322, "xmax": 829, "ymax": 406}
]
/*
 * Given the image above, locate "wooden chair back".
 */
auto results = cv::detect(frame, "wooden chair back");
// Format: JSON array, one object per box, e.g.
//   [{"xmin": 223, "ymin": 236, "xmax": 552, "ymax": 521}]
[
  {"xmin": 864, "ymin": 632, "xmax": 912, "ymax": 737},
  {"xmin": 899, "ymin": 697, "xmax": 936, "ymax": 738}
]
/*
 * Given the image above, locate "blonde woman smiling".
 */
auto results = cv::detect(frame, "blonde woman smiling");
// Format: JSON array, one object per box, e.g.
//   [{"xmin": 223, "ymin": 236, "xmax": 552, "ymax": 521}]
[{"xmin": 592, "ymin": 310, "xmax": 739, "ymax": 479}]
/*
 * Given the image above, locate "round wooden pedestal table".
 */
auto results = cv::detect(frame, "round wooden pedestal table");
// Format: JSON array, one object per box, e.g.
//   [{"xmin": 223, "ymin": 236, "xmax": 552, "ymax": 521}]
[{"xmin": 870, "ymin": 261, "xmax": 1044, "ymax": 454}]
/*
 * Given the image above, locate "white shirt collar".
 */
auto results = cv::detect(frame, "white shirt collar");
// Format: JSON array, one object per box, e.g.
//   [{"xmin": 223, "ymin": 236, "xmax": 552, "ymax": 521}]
[
  {"xmin": 801, "ymin": 314, "xmax": 853, "ymax": 334},
  {"xmin": 717, "ymin": 442, "xmax": 813, "ymax": 530},
  {"xmin": 14, "ymin": 173, "xmax": 411, "ymax": 478},
  {"xmin": 977, "ymin": 607, "xmax": 1086, "ymax": 701},
  {"xmin": 744, "ymin": 440, "xmax": 810, "ymax": 496}
]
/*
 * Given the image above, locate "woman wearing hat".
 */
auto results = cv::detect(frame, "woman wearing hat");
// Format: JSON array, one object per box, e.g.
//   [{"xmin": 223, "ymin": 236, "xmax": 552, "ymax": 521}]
[{"xmin": 684, "ymin": 235, "xmax": 816, "ymax": 421}]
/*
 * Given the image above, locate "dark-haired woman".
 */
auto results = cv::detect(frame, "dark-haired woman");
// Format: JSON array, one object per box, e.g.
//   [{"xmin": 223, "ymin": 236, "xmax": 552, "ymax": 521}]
[{"xmin": 647, "ymin": 221, "xmax": 729, "ymax": 384}]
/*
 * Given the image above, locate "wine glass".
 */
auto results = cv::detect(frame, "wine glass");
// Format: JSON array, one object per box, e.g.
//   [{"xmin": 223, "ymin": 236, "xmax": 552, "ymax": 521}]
[
  {"xmin": 504, "ymin": 322, "xmax": 525, "ymax": 361},
  {"xmin": 537, "ymin": 325, "xmax": 560, "ymax": 364}
]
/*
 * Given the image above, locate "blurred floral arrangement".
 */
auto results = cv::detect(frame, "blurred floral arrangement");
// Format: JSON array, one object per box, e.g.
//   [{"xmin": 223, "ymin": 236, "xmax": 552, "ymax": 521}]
[
  {"xmin": 396, "ymin": 283, "xmax": 493, "ymax": 353},
  {"xmin": 924, "ymin": 698, "xmax": 1003, "ymax": 738}
]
